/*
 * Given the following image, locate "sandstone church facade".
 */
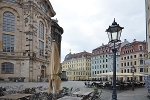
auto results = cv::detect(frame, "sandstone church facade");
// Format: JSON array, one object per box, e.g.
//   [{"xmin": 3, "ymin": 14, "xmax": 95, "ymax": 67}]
[{"xmin": 0, "ymin": 0, "xmax": 63, "ymax": 82}]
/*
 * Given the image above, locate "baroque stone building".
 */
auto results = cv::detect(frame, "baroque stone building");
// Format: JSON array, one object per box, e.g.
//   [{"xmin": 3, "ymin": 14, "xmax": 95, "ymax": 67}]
[
  {"xmin": 0, "ymin": 0, "xmax": 63, "ymax": 82},
  {"xmin": 145, "ymin": 0, "xmax": 150, "ymax": 74}
]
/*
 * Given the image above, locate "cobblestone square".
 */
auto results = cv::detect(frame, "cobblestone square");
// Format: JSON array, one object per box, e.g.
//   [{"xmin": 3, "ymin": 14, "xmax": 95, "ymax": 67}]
[
  {"xmin": 1, "ymin": 81, "xmax": 149, "ymax": 100},
  {"xmin": 0, "ymin": 81, "xmax": 112, "ymax": 100}
]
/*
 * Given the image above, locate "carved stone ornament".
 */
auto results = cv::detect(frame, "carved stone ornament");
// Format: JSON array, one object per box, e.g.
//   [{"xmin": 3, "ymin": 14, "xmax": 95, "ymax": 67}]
[{"xmin": 24, "ymin": 17, "xmax": 28, "ymax": 23}]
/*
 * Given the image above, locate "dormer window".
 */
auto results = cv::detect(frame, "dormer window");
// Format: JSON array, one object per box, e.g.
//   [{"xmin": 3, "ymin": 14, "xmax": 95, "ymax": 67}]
[
  {"xmin": 139, "ymin": 45, "xmax": 143, "ymax": 51},
  {"xmin": 41, "ymin": 3, "xmax": 47, "ymax": 13}
]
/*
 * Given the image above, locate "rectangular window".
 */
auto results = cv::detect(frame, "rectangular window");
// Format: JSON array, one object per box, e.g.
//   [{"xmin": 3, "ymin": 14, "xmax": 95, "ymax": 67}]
[
  {"xmin": 140, "ymin": 60, "xmax": 143, "ymax": 65},
  {"xmin": 127, "ymin": 62, "xmax": 129, "ymax": 66},
  {"xmin": 139, "ymin": 54, "xmax": 142, "ymax": 57},
  {"xmin": 134, "ymin": 61, "xmax": 136, "ymax": 65},
  {"xmin": 127, "ymin": 69, "xmax": 129, "ymax": 73},
  {"xmin": 130, "ymin": 62, "xmax": 132, "ymax": 66},
  {"xmin": 121, "ymin": 63, "xmax": 123, "ymax": 67},
  {"xmin": 124, "ymin": 69, "xmax": 126, "ymax": 73},
  {"xmin": 2, "ymin": 62, "xmax": 14, "ymax": 74},
  {"xmin": 3, "ymin": 34, "xmax": 14, "ymax": 52},
  {"xmin": 124, "ymin": 62, "xmax": 126, "ymax": 66},
  {"xmin": 140, "ymin": 68, "xmax": 143, "ymax": 72},
  {"xmin": 121, "ymin": 70, "xmax": 123, "ymax": 73},
  {"xmin": 97, "ymin": 65, "xmax": 99, "ymax": 69},
  {"xmin": 134, "ymin": 55, "xmax": 136, "ymax": 58},
  {"xmin": 97, "ymin": 71, "xmax": 99, "ymax": 74},
  {"xmin": 39, "ymin": 40, "xmax": 44, "ymax": 56},
  {"xmin": 124, "ymin": 57, "xmax": 126, "ymax": 60}
]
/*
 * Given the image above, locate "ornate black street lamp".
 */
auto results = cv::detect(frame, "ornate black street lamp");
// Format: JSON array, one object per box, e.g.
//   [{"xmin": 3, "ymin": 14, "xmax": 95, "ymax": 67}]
[
  {"xmin": 106, "ymin": 18, "xmax": 124, "ymax": 100},
  {"xmin": 131, "ymin": 66, "xmax": 135, "ymax": 91}
]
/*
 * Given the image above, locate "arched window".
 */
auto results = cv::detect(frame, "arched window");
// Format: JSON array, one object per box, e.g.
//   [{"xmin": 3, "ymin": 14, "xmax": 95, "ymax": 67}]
[
  {"xmin": 3, "ymin": 12, "xmax": 15, "ymax": 32},
  {"xmin": 39, "ymin": 40, "xmax": 44, "ymax": 56},
  {"xmin": 1, "ymin": 62, "xmax": 14, "ymax": 74},
  {"xmin": 39, "ymin": 21, "xmax": 44, "ymax": 39}
]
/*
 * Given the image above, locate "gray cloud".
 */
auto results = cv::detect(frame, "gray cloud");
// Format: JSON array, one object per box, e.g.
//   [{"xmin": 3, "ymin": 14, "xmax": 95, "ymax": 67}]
[{"xmin": 50, "ymin": 0, "xmax": 146, "ymax": 62}]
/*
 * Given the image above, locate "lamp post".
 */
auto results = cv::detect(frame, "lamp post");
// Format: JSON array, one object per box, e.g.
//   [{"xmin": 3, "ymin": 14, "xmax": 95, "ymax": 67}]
[
  {"xmin": 131, "ymin": 66, "xmax": 135, "ymax": 91},
  {"xmin": 106, "ymin": 18, "xmax": 124, "ymax": 100}
]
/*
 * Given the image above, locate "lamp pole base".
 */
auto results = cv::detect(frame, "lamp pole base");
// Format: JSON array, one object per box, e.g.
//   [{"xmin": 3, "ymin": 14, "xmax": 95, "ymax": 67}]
[
  {"xmin": 112, "ymin": 94, "xmax": 117, "ymax": 100},
  {"xmin": 132, "ymin": 83, "xmax": 134, "ymax": 91}
]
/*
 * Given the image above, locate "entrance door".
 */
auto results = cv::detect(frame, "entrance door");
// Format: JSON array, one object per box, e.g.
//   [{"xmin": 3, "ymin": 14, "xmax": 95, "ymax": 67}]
[
  {"xmin": 41, "ymin": 70, "xmax": 44, "ymax": 78},
  {"xmin": 139, "ymin": 76, "xmax": 142, "ymax": 81}
]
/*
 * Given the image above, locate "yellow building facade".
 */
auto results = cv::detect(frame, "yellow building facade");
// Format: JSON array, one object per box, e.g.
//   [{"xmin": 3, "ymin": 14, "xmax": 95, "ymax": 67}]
[{"xmin": 62, "ymin": 51, "xmax": 91, "ymax": 81}]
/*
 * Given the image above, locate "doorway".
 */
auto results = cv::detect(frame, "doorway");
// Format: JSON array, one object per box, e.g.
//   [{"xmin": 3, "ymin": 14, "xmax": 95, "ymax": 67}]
[
  {"xmin": 41, "ymin": 65, "xmax": 46, "ymax": 78},
  {"xmin": 139, "ymin": 76, "xmax": 142, "ymax": 81},
  {"xmin": 41, "ymin": 70, "xmax": 44, "ymax": 78}
]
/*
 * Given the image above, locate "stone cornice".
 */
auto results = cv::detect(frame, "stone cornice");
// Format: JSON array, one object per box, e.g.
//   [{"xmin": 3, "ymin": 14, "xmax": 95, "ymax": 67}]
[
  {"xmin": 45, "ymin": 0, "xmax": 56, "ymax": 17},
  {"xmin": 21, "ymin": 1, "xmax": 54, "ymax": 20}
]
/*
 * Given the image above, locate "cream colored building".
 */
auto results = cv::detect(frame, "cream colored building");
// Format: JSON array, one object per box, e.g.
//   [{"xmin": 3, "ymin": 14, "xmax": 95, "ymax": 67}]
[
  {"xmin": 0, "ymin": 0, "xmax": 63, "ymax": 82},
  {"xmin": 120, "ymin": 40, "xmax": 148, "ymax": 81},
  {"xmin": 62, "ymin": 51, "xmax": 91, "ymax": 81}
]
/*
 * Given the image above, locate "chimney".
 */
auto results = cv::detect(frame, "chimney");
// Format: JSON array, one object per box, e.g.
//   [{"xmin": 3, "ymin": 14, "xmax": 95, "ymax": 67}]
[
  {"xmin": 133, "ymin": 39, "xmax": 136, "ymax": 42},
  {"xmin": 102, "ymin": 43, "xmax": 104, "ymax": 46}
]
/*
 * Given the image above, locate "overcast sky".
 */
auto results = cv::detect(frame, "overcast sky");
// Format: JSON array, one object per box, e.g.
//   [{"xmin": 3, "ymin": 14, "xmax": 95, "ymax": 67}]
[{"xmin": 50, "ymin": 0, "xmax": 146, "ymax": 62}]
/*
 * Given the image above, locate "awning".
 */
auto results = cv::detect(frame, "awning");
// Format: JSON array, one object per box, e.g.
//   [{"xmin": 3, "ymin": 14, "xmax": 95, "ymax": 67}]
[{"xmin": 96, "ymin": 72, "xmax": 144, "ymax": 77}]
